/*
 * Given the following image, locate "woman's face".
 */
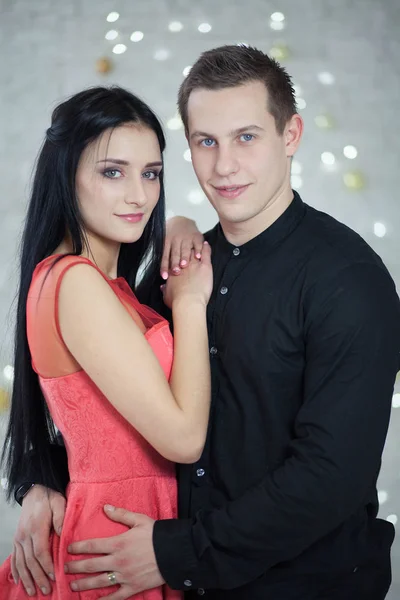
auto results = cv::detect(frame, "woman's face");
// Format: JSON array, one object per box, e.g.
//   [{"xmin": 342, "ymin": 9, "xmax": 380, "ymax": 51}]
[{"xmin": 76, "ymin": 123, "xmax": 162, "ymax": 247}]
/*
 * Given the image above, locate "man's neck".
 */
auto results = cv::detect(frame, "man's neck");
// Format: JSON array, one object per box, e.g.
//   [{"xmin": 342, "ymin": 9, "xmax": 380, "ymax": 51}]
[{"xmin": 220, "ymin": 189, "xmax": 295, "ymax": 247}]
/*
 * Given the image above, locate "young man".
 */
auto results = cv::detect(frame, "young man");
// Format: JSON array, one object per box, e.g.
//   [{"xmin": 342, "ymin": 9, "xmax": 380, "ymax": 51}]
[{"xmin": 11, "ymin": 46, "xmax": 400, "ymax": 599}]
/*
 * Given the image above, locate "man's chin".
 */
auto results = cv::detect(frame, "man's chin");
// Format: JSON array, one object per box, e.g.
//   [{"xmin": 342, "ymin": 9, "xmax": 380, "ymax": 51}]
[{"xmin": 218, "ymin": 210, "xmax": 254, "ymax": 226}]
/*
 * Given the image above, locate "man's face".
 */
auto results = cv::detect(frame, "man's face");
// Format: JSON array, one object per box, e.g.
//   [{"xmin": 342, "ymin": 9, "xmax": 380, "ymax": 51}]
[{"xmin": 187, "ymin": 81, "xmax": 302, "ymax": 230}]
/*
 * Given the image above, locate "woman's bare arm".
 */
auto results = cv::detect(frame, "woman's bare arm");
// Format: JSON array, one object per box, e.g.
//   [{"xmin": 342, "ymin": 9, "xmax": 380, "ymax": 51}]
[{"xmin": 58, "ymin": 247, "xmax": 212, "ymax": 464}]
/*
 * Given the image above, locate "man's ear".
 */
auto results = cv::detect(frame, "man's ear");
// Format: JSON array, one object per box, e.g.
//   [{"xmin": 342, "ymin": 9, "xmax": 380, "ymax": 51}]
[{"xmin": 285, "ymin": 114, "xmax": 303, "ymax": 158}]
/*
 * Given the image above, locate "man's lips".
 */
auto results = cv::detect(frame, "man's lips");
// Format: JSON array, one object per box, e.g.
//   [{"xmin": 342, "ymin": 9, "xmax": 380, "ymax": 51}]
[{"xmin": 212, "ymin": 184, "xmax": 250, "ymax": 199}]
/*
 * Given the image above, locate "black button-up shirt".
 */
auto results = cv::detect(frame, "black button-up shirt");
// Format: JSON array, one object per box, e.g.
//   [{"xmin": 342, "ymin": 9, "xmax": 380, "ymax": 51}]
[{"xmin": 152, "ymin": 192, "xmax": 400, "ymax": 597}]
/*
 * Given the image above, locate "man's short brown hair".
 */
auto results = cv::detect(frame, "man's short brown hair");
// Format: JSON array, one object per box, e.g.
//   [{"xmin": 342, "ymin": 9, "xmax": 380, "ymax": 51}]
[{"xmin": 178, "ymin": 45, "xmax": 297, "ymax": 135}]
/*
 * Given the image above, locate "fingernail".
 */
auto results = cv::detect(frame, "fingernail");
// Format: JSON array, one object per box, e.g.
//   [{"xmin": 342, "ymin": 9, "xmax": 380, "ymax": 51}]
[
  {"xmin": 180, "ymin": 260, "xmax": 187, "ymax": 266},
  {"xmin": 161, "ymin": 271, "xmax": 168, "ymax": 280},
  {"xmin": 64, "ymin": 564, "xmax": 69, "ymax": 573},
  {"xmin": 71, "ymin": 582, "xmax": 78, "ymax": 591},
  {"xmin": 48, "ymin": 573, "xmax": 55, "ymax": 581},
  {"xmin": 172, "ymin": 267, "xmax": 180, "ymax": 274},
  {"xmin": 41, "ymin": 587, "xmax": 48, "ymax": 595},
  {"xmin": 13, "ymin": 576, "xmax": 19, "ymax": 585},
  {"xmin": 105, "ymin": 504, "xmax": 115, "ymax": 511},
  {"xmin": 26, "ymin": 589, "xmax": 34, "ymax": 597},
  {"xmin": 56, "ymin": 526, "xmax": 62, "ymax": 536},
  {"xmin": 203, "ymin": 241, "xmax": 209, "ymax": 245},
  {"xmin": 195, "ymin": 253, "xmax": 201, "ymax": 259}
]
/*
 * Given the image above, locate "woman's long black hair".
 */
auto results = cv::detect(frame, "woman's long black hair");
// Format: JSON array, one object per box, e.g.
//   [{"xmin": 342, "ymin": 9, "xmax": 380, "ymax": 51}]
[{"xmin": 1, "ymin": 86, "xmax": 166, "ymax": 500}]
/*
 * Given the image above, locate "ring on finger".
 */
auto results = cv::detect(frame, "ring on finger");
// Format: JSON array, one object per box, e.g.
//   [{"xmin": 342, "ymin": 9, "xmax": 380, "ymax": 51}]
[{"xmin": 107, "ymin": 571, "xmax": 117, "ymax": 585}]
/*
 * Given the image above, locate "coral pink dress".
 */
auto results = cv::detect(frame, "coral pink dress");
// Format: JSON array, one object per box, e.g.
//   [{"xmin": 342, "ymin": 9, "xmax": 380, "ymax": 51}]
[{"xmin": 0, "ymin": 255, "xmax": 181, "ymax": 600}]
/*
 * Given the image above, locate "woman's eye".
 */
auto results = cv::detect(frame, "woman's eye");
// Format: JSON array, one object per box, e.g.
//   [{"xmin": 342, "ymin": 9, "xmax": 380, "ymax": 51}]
[
  {"xmin": 201, "ymin": 139, "xmax": 215, "ymax": 147},
  {"xmin": 240, "ymin": 134, "xmax": 254, "ymax": 142},
  {"xmin": 142, "ymin": 171, "xmax": 159, "ymax": 180},
  {"xmin": 103, "ymin": 169, "xmax": 122, "ymax": 178}
]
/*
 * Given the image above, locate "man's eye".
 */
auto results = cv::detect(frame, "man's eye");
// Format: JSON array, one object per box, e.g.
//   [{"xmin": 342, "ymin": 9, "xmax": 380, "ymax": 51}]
[{"xmin": 201, "ymin": 139, "xmax": 215, "ymax": 147}]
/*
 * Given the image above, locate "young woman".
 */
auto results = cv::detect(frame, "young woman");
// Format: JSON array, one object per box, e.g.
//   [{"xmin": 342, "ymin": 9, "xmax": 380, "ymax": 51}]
[{"xmin": 0, "ymin": 86, "xmax": 213, "ymax": 599}]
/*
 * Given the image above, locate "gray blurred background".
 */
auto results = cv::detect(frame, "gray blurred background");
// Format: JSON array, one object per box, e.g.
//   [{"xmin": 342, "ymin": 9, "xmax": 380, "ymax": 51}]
[{"xmin": 0, "ymin": 0, "xmax": 399, "ymax": 597}]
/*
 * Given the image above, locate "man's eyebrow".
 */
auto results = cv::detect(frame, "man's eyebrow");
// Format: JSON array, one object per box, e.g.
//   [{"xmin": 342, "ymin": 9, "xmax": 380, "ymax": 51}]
[{"xmin": 190, "ymin": 125, "xmax": 264, "ymax": 140}]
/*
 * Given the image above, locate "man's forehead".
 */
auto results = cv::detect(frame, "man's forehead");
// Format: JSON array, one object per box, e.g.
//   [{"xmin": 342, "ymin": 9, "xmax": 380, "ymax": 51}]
[
  {"xmin": 187, "ymin": 94, "xmax": 272, "ymax": 138},
  {"xmin": 188, "ymin": 83, "xmax": 268, "ymax": 118}
]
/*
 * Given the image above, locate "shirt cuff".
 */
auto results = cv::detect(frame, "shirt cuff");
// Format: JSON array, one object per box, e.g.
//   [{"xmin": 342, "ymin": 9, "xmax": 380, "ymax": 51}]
[{"xmin": 153, "ymin": 518, "xmax": 202, "ymax": 592}]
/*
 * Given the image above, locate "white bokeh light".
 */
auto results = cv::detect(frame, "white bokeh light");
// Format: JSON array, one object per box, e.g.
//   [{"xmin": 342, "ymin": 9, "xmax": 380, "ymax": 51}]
[
  {"xmin": 198, "ymin": 23, "xmax": 212, "ymax": 33},
  {"xmin": 168, "ymin": 21, "xmax": 183, "ymax": 32},
  {"xmin": 392, "ymin": 393, "xmax": 400, "ymax": 408},
  {"xmin": 113, "ymin": 44, "xmax": 127, "ymax": 55},
  {"xmin": 271, "ymin": 12, "xmax": 285, "ymax": 22},
  {"xmin": 183, "ymin": 66, "xmax": 192, "ymax": 77},
  {"xmin": 297, "ymin": 98, "xmax": 307, "ymax": 110},
  {"xmin": 166, "ymin": 209, "xmax": 175, "ymax": 220},
  {"xmin": 105, "ymin": 30, "xmax": 118, "ymax": 41},
  {"xmin": 321, "ymin": 152, "xmax": 336, "ymax": 166},
  {"xmin": 154, "ymin": 49, "xmax": 170, "ymax": 61},
  {"xmin": 183, "ymin": 149, "xmax": 192, "ymax": 162},
  {"xmin": 270, "ymin": 21, "xmax": 285, "ymax": 31},
  {"xmin": 106, "ymin": 12, "xmax": 119, "ymax": 23},
  {"xmin": 3, "ymin": 365, "xmax": 14, "ymax": 381},
  {"xmin": 343, "ymin": 145, "xmax": 358, "ymax": 159},
  {"xmin": 292, "ymin": 161, "xmax": 303, "ymax": 175},
  {"xmin": 374, "ymin": 222, "xmax": 386, "ymax": 238},
  {"xmin": 318, "ymin": 71, "xmax": 335, "ymax": 85},
  {"xmin": 130, "ymin": 31, "xmax": 144, "ymax": 42},
  {"xmin": 386, "ymin": 514, "xmax": 398, "ymax": 526},
  {"xmin": 378, "ymin": 490, "xmax": 389, "ymax": 505},
  {"xmin": 167, "ymin": 116, "xmax": 183, "ymax": 131},
  {"xmin": 291, "ymin": 175, "xmax": 303, "ymax": 190},
  {"xmin": 188, "ymin": 189, "xmax": 206, "ymax": 205}
]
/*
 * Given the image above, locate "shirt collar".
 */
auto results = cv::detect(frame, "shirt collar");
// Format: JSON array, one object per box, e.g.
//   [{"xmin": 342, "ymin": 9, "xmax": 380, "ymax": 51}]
[{"xmin": 215, "ymin": 191, "xmax": 306, "ymax": 256}]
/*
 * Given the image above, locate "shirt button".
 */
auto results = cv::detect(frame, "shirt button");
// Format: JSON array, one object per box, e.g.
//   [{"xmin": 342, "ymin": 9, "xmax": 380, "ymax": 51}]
[
  {"xmin": 184, "ymin": 580, "xmax": 193, "ymax": 587},
  {"xmin": 220, "ymin": 286, "xmax": 228, "ymax": 295},
  {"xmin": 196, "ymin": 468, "xmax": 205, "ymax": 477},
  {"xmin": 233, "ymin": 248, "xmax": 240, "ymax": 256},
  {"xmin": 210, "ymin": 346, "xmax": 218, "ymax": 355},
  {"xmin": 198, "ymin": 589, "xmax": 206, "ymax": 596}
]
